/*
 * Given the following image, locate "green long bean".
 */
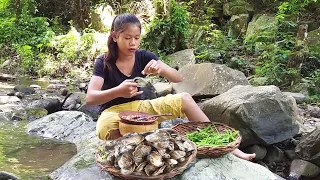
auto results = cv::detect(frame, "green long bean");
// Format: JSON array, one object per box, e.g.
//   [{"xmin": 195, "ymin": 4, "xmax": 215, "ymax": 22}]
[{"xmin": 186, "ymin": 125, "xmax": 239, "ymax": 147}]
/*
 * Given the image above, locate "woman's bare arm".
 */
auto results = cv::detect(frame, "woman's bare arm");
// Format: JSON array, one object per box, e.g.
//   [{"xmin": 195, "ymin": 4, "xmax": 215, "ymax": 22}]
[{"xmin": 85, "ymin": 76, "xmax": 120, "ymax": 105}]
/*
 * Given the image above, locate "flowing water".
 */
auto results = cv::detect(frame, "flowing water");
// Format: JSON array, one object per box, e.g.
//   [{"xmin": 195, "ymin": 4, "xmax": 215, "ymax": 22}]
[
  {"xmin": 0, "ymin": 120, "xmax": 77, "ymax": 179},
  {"xmin": 0, "ymin": 77, "xmax": 77, "ymax": 179}
]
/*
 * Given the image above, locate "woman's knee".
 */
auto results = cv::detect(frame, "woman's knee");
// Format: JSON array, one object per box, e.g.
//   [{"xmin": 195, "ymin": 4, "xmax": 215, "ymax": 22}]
[
  {"xmin": 181, "ymin": 92, "xmax": 195, "ymax": 108},
  {"xmin": 96, "ymin": 112, "xmax": 119, "ymax": 140}
]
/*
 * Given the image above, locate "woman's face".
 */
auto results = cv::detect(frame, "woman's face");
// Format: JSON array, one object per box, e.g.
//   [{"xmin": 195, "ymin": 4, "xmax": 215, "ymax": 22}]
[{"xmin": 115, "ymin": 24, "xmax": 141, "ymax": 56}]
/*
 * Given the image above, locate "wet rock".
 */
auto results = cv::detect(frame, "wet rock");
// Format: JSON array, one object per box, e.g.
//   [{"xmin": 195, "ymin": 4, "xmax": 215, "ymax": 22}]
[
  {"xmin": 30, "ymin": 84, "xmax": 41, "ymax": 90},
  {"xmin": 0, "ymin": 104, "xmax": 23, "ymax": 113},
  {"xmin": 173, "ymin": 63, "xmax": 249, "ymax": 97},
  {"xmin": 77, "ymin": 104, "xmax": 100, "ymax": 121},
  {"xmin": 0, "ymin": 108, "xmax": 48, "ymax": 121},
  {"xmin": 0, "ymin": 171, "xmax": 20, "ymax": 180},
  {"xmin": 283, "ymin": 92, "xmax": 307, "ymax": 104},
  {"xmin": 13, "ymin": 85, "xmax": 35, "ymax": 95},
  {"xmin": 284, "ymin": 150, "xmax": 296, "ymax": 160},
  {"xmin": 295, "ymin": 128, "xmax": 320, "ymax": 166},
  {"xmin": 154, "ymin": 82, "xmax": 173, "ymax": 97},
  {"xmin": 289, "ymin": 159, "xmax": 320, "ymax": 178},
  {"xmin": 14, "ymin": 92, "xmax": 24, "ymax": 99},
  {"xmin": 307, "ymin": 105, "xmax": 320, "ymax": 118},
  {"xmin": 243, "ymin": 145, "xmax": 267, "ymax": 161},
  {"xmin": 0, "ymin": 96, "xmax": 21, "ymax": 104},
  {"xmin": 60, "ymin": 88, "xmax": 69, "ymax": 96},
  {"xmin": 264, "ymin": 145, "xmax": 286, "ymax": 163},
  {"xmin": 47, "ymin": 83, "xmax": 67, "ymax": 91},
  {"xmin": 62, "ymin": 94, "xmax": 81, "ymax": 110},
  {"xmin": 7, "ymin": 91, "xmax": 15, "ymax": 96},
  {"xmin": 79, "ymin": 83, "xmax": 88, "ymax": 93},
  {"xmin": 0, "ymin": 73, "xmax": 15, "ymax": 81},
  {"xmin": 30, "ymin": 98, "xmax": 61, "ymax": 114},
  {"xmin": 200, "ymin": 85, "xmax": 300, "ymax": 147}
]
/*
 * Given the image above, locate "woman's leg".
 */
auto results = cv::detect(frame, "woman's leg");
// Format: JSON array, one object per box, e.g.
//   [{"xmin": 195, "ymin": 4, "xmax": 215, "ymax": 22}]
[
  {"xmin": 231, "ymin": 149, "xmax": 256, "ymax": 161},
  {"xmin": 181, "ymin": 92, "xmax": 210, "ymax": 122}
]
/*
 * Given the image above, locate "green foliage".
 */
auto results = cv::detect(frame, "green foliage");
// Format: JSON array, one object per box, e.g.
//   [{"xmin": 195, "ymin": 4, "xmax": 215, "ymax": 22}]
[
  {"xmin": 194, "ymin": 28, "xmax": 236, "ymax": 63},
  {"xmin": 141, "ymin": 0, "xmax": 189, "ymax": 56},
  {"xmin": 276, "ymin": 0, "xmax": 318, "ymax": 21},
  {"xmin": 302, "ymin": 70, "xmax": 320, "ymax": 103}
]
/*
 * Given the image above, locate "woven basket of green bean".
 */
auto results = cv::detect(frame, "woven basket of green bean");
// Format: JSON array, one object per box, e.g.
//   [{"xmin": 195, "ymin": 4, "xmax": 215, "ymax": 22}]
[{"xmin": 172, "ymin": 122, "xmax": 241, "ymax": 158}]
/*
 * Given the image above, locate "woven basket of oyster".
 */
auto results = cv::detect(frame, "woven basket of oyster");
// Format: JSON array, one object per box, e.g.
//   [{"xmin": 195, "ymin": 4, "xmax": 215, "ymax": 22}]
[{"xmin": 96, "ymin": 129, "xmax": 197, "ymax": 180}]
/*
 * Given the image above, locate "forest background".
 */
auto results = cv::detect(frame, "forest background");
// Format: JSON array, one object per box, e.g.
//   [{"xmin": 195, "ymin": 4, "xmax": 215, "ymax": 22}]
[{"xmin": 0, "ymin": 0, "xmax": 319, "ymax": 102}]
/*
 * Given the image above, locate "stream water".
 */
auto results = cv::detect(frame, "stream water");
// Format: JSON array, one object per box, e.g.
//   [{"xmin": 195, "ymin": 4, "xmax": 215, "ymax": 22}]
[{"xmin": 0, "ymin": 77, "xmax": 78, "ymax": 179}]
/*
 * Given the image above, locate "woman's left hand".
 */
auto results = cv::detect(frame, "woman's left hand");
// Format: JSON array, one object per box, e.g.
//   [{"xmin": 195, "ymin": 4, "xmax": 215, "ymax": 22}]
[{"xmin": 142, "ymin": 60, "xmax": 166, "ymax": 76}]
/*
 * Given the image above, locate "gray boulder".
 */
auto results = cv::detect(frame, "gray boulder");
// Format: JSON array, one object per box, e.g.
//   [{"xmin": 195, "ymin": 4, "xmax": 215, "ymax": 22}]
[
  {"xmin": 283, "ymin": 92, "xmax": 307, "ymax": 104},
  {"xmin": 30, "ymin": 98, "xmax": 61, "ymax": 114},
  {"xmin": 173, "ymin": 63, "xmax": 249, "ymax": 97},
  {"xmin": 13, "ymin": 85, "xmax": 36, "ymax": 95},
  {"xmin": 295, "ymin": 128, "xmax": 320, "ymax": 166},
  {"xmin": 223, "ymin": 0, "xmax": 254, "ymax": 16},
  {"xmin": 245, "ymin": 14, "xmax": 277, "ymax": 42},
  {"xmin": 0, "ymin": 108, "xmax": 47, "ymax": 121},
  {"xmin": 0, "ymin": 96, "xmax": 21, "ymax": 104},
  {"xmin": 200, "ymin": 85, "xmax": 300, "ymax": 147},
  {"xmin": 228, "ymin": 14, "xmax": 250, "ymax": 39},
  {"xmin": 307, "ymin": 28, "xmax": 320, "ymax": 46},
  {"xmin": 167, "ymin": 49, "xmax": 196, "ymax": 69},
  {"xmin": 289, "ymin": 159, "xmax": 320, "ymax": 178}
]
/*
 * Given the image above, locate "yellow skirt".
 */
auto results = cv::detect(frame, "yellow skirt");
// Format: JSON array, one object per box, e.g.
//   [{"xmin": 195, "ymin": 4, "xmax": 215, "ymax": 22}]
[{"xmin": 96, "ymin": 93, "xmax": 186, "ymax": 140}]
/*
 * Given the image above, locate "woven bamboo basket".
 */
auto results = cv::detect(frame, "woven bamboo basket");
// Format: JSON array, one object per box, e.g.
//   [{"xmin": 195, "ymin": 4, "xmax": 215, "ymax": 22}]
[
  {"xmin": 172, "ymin": 122, "xmax": 241, "ymax": 158},
  {"xmin": 96, "ymin": 129, "xmax": 197, "ymax": 180}
]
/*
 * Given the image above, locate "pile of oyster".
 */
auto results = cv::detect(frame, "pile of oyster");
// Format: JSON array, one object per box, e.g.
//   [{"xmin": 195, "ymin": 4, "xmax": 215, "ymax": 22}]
[{"xmin": 97, "ymin": 129, "xmax": 196, "ymax": 177}]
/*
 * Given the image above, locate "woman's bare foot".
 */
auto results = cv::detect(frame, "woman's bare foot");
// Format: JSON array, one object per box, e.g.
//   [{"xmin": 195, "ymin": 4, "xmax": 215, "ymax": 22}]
[{"xmin": 231, "ymin": 148, "xmax": 256, "ymax": 161}]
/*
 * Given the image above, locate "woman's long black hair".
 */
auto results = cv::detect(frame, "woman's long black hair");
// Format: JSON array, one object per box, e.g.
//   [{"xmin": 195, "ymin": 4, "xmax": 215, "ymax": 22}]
[{"xmin": 104, "ymin": 13, "xmax": 141, "ymax": 71}]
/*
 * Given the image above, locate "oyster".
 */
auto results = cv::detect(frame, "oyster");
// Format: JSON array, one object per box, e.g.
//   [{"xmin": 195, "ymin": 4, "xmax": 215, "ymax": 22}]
[
  {"xmin": 133, "ymin": 144, "xmax": 152, "ymax": 164},
  {"xmin": 178, "ymin": 157, "xmax": 186, "ymax": 163},
  {"xmin": 170, "ymin": 150, "xmax": 186, "ymax": 160},
  {"xmin": 145, "ymin": 163, "xmax": 158, "ymax": 176},
  {"xmin": 148, "ymin": 151, "xmax": 163, "ymax": 167},
  {"xmin": 183, "ymin": 141, "xmax": 195, "ymax": 151},
  {"xmin": 120, "ymin": 144, "xmax": 136, "ymax": 154},
  {"xmin": 135, "ymin": 161, "xmax": 147, "ymax": 173},
  {"xmin": 175, "ymin": 140, "xmax": 186, "ymax": 151},
  {"xmin": 122, "ymin": 135, "xmax": 144, "ymax": 146},
  {"xmin": 106, "ymin": 151, "xmax": 115, "ymax": 165},
  {"xmin": 133, "ymin": 77, "xmax": 152, "ymax": 87},
  {"xmin": 121, "ymin": 165, "xmax": 135, "ymax": 175},
  {"xmin": 153, "ymin": 140, "xmax": 170, "ymax": 149},
  {"xmin": 166, "ymin": 159, "xmax": 178, "ymax": 166},
  {"xmin": 153, "ymin": 165, "xmax": 167, "ymax": 176},
  {"xmin": 145, "ymin": 130, "xmax": 171, "ymax": 142},
  {"xmin": 118, "ymin": 153, "xmax": 133, "ymax": 169}
]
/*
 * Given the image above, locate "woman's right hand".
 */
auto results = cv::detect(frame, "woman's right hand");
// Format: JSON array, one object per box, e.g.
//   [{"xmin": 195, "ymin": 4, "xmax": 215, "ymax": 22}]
[{"xmin": 117, "ymin": 79, "xmax": 143, "ymax": 98}]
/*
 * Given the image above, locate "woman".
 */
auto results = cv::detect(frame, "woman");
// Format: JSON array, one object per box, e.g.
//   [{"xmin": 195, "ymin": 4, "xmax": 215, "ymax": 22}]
[{"xmin": 86, "ymin": 13, "xmax": 255, "ymax": 161}]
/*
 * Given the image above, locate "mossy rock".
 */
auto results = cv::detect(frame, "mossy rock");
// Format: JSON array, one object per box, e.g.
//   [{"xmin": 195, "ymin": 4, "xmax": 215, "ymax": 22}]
[
  {"xmin": 0, "ymin": 108, "xmax": 48, "ymax": 121},
  {"xmin": 223, "ymin": 0, "xmax": 254, "ymax": 16},
  {"xmin": 73, "ymin": 157, "xmax": 95, "ymax": 169}
]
